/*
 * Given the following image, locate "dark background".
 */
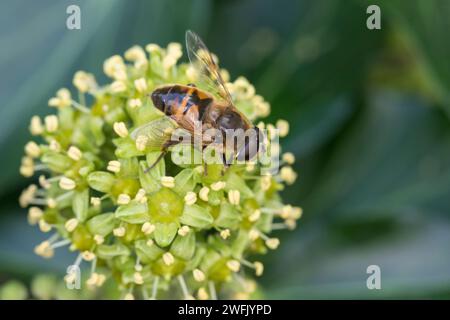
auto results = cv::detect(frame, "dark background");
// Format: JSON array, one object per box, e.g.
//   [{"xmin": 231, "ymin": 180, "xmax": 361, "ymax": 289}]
[{"xmin": 0, "ymin": 0, "xmax": 450, "ymax": 298}]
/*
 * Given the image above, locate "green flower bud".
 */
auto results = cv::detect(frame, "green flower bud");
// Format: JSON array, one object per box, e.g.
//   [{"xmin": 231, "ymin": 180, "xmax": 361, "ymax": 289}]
[
  {"xmin": 123, "ymin": 223, "xmax": 145, "ymax": 243},
  {"xmin": 71, "ymin": 224, "xmax": 94, "ymax": 251},
  {"xmin": 42, "ymin": 208, "xmax": 59, "ymax": 224},
  {"xmin": 111, "ymin": 178, "xmax": 140, "ymax": 199},
  {"xmin": 200, "ymin": 250, "xmax": 230, "ymax": 282},
  {"xmin": 151, "ymin": 256, "xmax": 186, "ymax": 278},
  {"xmin": 148, "ymin": 188, "xmax": 183, "ymax": 223}
]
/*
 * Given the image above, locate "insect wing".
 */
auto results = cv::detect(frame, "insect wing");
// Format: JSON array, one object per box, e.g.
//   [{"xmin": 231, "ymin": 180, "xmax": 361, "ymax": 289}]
[
  {"xmin": 130, "ymin": 117, "xmax": 178, "ymax": 149},
  {"xmin": 185, "ymin": 30, "xmax": 233, "ymax": 105}
]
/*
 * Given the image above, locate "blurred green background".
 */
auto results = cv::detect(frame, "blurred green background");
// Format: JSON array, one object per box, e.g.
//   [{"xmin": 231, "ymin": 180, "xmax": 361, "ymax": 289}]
[{"xmin": 1, "ymin": 0, "xmax": 450, "ymax": 299}]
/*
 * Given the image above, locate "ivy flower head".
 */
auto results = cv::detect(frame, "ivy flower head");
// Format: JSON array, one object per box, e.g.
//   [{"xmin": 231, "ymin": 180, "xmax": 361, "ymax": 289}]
[{"xmin": 19, "ymin": 36, "xmax": 301, "ymax": 299}]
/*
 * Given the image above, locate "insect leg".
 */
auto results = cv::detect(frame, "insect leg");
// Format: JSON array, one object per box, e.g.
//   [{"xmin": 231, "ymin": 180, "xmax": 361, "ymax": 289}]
[
  {"xmin": 221, "ymin": 152, "xmax": 231, "ymax": 176},
  {"xmin": 144, "ymin": 140, "xmax": 180, "ymax": 173},
  {"xmin": 144, "ymin": 151, "xmax": 167, "ymax": 173},
  {"xmin": 201, "ymin": 144, "xmax": 209, "ymax": 176}
]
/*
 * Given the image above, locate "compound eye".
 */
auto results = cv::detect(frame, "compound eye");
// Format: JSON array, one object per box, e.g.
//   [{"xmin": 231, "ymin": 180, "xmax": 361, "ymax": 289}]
[
  {"xmin": 151, "ymin": 91, "xmax": 166, "ymax": 112},
  {"xmin": 217, "ymin": 111, "xmax": 244, "ymax": 130}
]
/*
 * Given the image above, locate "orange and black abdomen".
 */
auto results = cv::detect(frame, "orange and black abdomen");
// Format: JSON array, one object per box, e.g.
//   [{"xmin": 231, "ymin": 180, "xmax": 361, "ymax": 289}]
[{"xmin": 151, "ymin": 85, "xmax": 213, "ymax": 121}]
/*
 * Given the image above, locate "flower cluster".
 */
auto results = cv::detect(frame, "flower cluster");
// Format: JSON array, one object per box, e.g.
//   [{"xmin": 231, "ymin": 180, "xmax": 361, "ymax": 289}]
[{"xmin": 19, "ymin": 41, "xmax": 301, "ymax": 299}]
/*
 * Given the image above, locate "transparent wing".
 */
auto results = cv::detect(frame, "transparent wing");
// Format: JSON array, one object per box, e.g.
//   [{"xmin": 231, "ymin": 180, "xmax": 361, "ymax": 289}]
[
  {"xmin": 130, "ymin": 117, "xmax": 179, "ymax": 149},
  {"xmin": 186, "ymin": 30, "xmax": 234, "ymax": 105}
]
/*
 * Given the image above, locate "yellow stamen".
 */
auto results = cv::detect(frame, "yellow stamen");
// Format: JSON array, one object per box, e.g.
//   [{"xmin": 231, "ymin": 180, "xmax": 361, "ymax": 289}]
[
  {"xmin": 226, "ymin": 260, "xmax": 241, "ymax": 272},
  {"xmin": 220, "ymin": 229, "xmax": 231, "ymax": 240},
  {"xmin": 160, "ymin": 176, "xmax": 175, "ymax": 188},
  {"xmin": 141, "ymin": 222, "xmax": 155, "ymax": 235},
  {"xmin": 68, "ymin": 146, "xmax": 82, "ymax": 161},
  {"xmin": 228, "ymin": 190, "xmax": 240, "ymax": 205},
  {"xmin": 59, "ymin": 177, "xmax": 76, "ymax": 190},
  {"xmin": 184, "ymin": 192, "xmax": 197, "ymax": 206},
  {"xmin": 199, "ymin": 186, "xmax": 210, "ymax": 201},
  {"xmin": 44, "ymin": 115, "xmax": 58, "ymax": 132},
  {"xmin": 65, "ymin": 218, "xmax": 79, "ymax": 232},
  {"xmin": 177, "ymin": 225, "xmax": 190, "ymax": 236},
  {"xmin": 135, "ymin": 135, "xmax": 148, "ymax": 151},
  {"xmin": 162, "ymin": 252, "xmax": 175, "ymax": 266},
  {"xmin": 117, "ymin": 193, "xmax": 131, "ymax": 205},
  {"xmin": 193, "ymin": 269, "xmax": 205, "ymax": 282},
  {"xmin": 107, "ymin": 160, "xmax": 121, "ymax": 173},
  {"xmin": 113, "ymin": 226, "xmax": 126, "ymax": 237}
]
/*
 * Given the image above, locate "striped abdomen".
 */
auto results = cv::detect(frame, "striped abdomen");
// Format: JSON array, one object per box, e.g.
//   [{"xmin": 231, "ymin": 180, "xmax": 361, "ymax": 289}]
[{"xmin": 151, "ymin": 85, "xmax": 213, "ymax": 123}]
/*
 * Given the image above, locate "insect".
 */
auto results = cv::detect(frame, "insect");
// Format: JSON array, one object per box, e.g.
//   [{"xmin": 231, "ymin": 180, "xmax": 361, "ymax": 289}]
[{"xmin": 131, "ymin": 30, "xmax": 262, "ymax": 172}]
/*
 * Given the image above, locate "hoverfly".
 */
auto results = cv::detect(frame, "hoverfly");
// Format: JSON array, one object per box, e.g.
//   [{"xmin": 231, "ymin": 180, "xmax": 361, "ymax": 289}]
[{"xmin": 131, "ymin": 30, "xmax": 262, "ymax": 172}]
